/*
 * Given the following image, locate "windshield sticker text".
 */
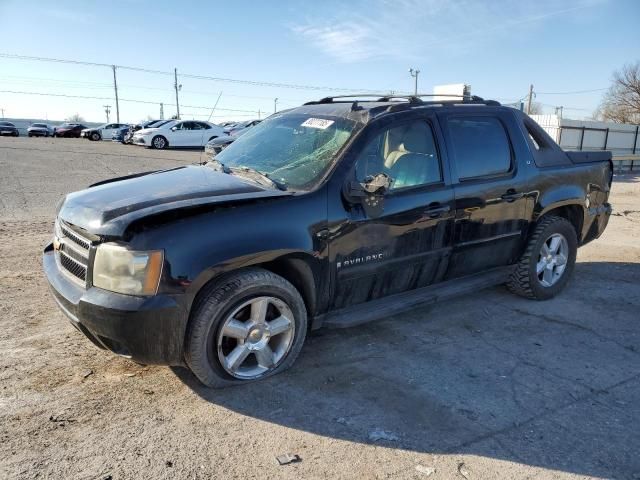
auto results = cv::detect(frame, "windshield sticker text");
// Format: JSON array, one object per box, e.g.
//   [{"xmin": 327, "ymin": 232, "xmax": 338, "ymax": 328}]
[{"xmin": 301, "ymin": 118, "xmax": 335, "ymax": 130}]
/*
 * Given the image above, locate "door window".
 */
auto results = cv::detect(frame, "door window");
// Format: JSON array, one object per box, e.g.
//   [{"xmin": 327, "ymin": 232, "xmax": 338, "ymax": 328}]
[
  {"xmin": 355, "ymin": 120, "xmax": 441, "ymax": 190},
  {"xmin": 447, "ymin": 116, "xmax": 512, "ymax": 180}
]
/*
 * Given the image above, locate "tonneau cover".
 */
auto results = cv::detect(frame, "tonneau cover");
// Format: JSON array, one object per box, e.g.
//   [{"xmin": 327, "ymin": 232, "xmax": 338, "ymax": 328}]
[{"xmin": 566, "ymin": 151, "xmax": 612, "ymax": 164}]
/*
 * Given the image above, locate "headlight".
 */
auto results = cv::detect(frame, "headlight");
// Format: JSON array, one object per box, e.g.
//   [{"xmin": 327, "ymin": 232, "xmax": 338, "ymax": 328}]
[{"xmin": 92, "ymin": 243, "xmax": 163, "ymax": 296}]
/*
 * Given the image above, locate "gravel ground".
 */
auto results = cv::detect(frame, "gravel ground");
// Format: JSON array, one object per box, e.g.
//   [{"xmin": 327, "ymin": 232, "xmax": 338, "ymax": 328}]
[{"xmin": 1, "ymin": 137, "xmax": 639, "ymax": 480}]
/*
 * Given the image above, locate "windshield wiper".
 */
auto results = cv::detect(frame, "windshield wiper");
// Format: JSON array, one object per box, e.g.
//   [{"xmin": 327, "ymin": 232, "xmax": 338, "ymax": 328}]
[
  {"xmin": 204, "ymin": 159, "xmax": 287, "ymax": 191},
  {"xmin": 229, "ymin": 166, "xmax": 288, "ymax": 191}
]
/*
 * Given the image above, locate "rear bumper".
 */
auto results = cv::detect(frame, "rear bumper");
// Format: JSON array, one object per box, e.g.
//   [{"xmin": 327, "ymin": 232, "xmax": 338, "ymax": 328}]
[
  {"xmin": 43, "ymin": 245, "xmax": 188, "ymax": 365},
  {"xmin": 582, "ymin": 202, "xmax": 612, "ymax": 245}
]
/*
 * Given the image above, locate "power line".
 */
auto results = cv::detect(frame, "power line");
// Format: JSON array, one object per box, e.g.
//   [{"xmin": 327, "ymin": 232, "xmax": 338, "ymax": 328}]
[
  {"xmin": 0, "ymin": 52, "xmax": 380, "ymax": 93},
  {"xmin": 536, "ymin": 87, "xmax": 608, "ymax": 95},
  {"xmin": 0, "ymin": 89, "xmax": 261, "ymax": 114}
]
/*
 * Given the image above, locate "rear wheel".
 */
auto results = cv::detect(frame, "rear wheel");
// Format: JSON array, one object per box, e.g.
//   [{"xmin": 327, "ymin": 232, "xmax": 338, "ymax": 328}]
[
  {"xmin": 185, "ymin": 268, "xmax": 307, "ymax": 388},
  {"xmin": 507, "ymin": 215, "xmax": 577, "ymax": 300},
  {"xmin": 151, "ymin": 135, "xmax": 168, "ymax": 149}
]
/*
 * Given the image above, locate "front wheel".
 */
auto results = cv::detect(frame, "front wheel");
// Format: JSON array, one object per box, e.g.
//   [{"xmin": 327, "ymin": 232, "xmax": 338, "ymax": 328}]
[
  {"xmin": 151, "ymin": 135, "xmax": 167, "ymax": 149},
  {"xmin": 507, "ymin": 215, "xmax": 577, "ymax": 300},
  {"xmin": 90, "ymin": 132, "xmax": 101, "ymax": 141},
  {"xmin": 185, "ymin": 268, "xmax": 307, "ymax": 388}
]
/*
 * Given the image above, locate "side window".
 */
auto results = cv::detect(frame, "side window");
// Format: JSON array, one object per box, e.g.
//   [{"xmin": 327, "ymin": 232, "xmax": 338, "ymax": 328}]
[
  {"xmin": 355, "ymin": 120, "xmax": 441, "ymax": 190},
  {"xmin": 447, "ymin": 116, "xmax": 512, "ymax": 180},
  {"xmin": 173, "ymin": 122, "xmax": 184, "ymax": 130},
  {"xmin": 198, "ymin": 122, "xmax": 211, "ymax": 130}
]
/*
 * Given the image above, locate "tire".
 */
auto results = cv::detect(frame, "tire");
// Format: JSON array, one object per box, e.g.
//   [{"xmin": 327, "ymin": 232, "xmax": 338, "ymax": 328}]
[
  {"xmin": 507, "ymin": 215, "xmax": 577, "ymax": 300},
  {"xmin": 151, "ymin": 135, "xmax": 168, "ymax": 149},
  {"xmin": 28, "ymin": 133, "xmax": 32, "ymax": 137},
  {"xmin": 185, "ymin": 268, "xmax": 308, "ymax": 388},
  {"xmin": 14, "ymin": 131, "xmax": 19, "ymax": 137},
  {"xmin": 90, "ymin": 132, "xmax": 101, "ymax": 141}
]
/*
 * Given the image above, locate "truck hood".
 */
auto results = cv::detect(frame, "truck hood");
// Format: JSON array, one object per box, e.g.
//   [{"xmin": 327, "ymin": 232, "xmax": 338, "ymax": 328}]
[{"xmin": 58, "ymin": 165, "xmax": 292, "ymax": 236}]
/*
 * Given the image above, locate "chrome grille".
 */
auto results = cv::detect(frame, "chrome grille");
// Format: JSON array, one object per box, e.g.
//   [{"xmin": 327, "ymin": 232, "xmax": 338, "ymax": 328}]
[{"xmin": 56, "ymin": 220, "xmax": 92, "ymax": 286}]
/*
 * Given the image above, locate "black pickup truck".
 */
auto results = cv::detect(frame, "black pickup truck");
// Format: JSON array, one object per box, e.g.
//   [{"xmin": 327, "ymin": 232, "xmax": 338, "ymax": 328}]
[{"xmin": 43, "ymin": 95, "xmax": 612, "ymax": 387}]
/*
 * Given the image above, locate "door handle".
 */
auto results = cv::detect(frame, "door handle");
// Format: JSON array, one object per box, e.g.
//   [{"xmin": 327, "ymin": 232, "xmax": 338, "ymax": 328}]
[
  {"xmin": 501, "ymin": 189, "xmax": 524, "ymax": 202},
  {"xmin": 424, "ymin": 203, "xmax": 451, "ymax": 218}
]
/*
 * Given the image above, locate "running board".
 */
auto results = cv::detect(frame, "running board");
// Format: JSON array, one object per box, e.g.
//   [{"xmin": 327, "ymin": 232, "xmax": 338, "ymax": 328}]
[{"xmin": 316, "ymin": 266, "xmax": 513, "ymax": 330}]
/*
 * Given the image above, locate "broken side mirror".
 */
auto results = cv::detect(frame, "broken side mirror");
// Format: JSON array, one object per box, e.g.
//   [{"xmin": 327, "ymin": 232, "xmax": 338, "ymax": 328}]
[{"xmin": 347, "ymin": 173, "xmax": 393, "ymax": 218}]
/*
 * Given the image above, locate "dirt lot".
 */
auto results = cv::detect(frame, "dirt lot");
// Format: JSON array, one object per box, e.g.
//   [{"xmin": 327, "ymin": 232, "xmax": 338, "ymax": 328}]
[{"xmin": 1, "ymin": 137, "xmax": 639, "ymax": 480}]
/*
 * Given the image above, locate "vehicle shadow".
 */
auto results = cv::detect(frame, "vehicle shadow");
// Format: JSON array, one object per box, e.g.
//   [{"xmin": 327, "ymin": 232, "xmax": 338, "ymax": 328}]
[{"xmin": 172, "ymin": 261, "xmax": 640, "ymax": 479}]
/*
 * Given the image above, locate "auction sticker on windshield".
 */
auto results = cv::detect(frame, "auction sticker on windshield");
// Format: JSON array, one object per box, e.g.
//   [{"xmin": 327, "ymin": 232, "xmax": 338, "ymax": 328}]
[{"xmin": 301, "ymin": 118, "xmax": 335, "ymax": 130}]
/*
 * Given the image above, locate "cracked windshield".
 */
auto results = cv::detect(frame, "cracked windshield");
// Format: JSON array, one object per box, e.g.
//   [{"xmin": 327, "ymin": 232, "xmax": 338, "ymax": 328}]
[{"xmin": 214, "ymin": 114, "xmax": 356, "ymax": 189}]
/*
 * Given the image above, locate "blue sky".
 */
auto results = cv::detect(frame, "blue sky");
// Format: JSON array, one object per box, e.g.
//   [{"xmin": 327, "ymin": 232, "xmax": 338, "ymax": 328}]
[{"xmin": 0, "ymin": 0, "xmax": 637, "ymax": 123}]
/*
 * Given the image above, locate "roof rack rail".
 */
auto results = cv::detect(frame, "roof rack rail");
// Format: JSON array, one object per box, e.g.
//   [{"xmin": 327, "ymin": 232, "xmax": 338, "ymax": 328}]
[{"xmin": 304, "ymin": 94, "xmax": 500, "ymax": 107}]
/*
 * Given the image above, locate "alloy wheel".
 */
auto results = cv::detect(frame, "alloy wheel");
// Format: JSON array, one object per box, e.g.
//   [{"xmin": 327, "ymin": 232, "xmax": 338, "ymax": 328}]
[
  {"xmin": 217, "ymin": 296, "xmax": 295, "ymax": 379},
  {"xmin": 536, "ymin": 233, "xmax": 569, "ymax": 287}
]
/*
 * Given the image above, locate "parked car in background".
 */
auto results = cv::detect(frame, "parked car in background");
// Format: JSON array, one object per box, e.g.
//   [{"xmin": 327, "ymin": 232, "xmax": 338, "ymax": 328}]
[
  {"xmin": 81, "ymin": 123, "xmax": 129, "ymax": 141},
  {"xmin": 0, "ymin": 121, "xmax": 19, "ymax": 136},
  {"xmin": 27, "ymin": 123, "xmax": 53, "ymax": 137},
  {"xmin": 111, "ymin": 125, "xmax": 130, "ymax": 143},
  {"xmin": 124, "ymin": 120, "xmax": 172, "ymax": 144},
  {"xmin": 132, "ymin": 120, "xmax": 224, "ymax": 149},
  {"xmin": 204, "ymin": 135, "xmax": 236, "ymax": 157},
  {"xmin": 225, "ymin": 119, "xmax": 261, "ymax": 136},
  {"xmin": 54, "ymin": 123, "xmax": 87, "ymax": 138}
]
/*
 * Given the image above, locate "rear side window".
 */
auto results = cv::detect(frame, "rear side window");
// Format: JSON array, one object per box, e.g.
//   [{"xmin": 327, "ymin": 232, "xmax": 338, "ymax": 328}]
[{"xmin": 447, "ymin": 116, "xmax": 512, "ymax": 180}]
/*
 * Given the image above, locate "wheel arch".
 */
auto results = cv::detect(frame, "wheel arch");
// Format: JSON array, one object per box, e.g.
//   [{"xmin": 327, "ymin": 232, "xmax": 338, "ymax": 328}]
[
  {"xmin": 186, "ymin": 251, "xmax": 321, "ymax": 327},
  {"xmin": 533, "ymin": 184, "xmax": 587, "ymax": 242},
  {"xmin": 533, "ymin": 201, "xmax": 585, "ymax": 242}
]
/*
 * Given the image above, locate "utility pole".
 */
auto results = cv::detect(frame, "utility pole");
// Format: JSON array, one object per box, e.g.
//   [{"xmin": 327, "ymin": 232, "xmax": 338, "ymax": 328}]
[
  {"xmin": 274, "ymin": 98, "xmax": 278, "ymax": 114},
  {"xmin": 526, "ymin": 84, "xmax": 534, "ymax": 115},
  {"xmin": 257, "ymin": 109, "xmax": 261, "ymax": 120},
  {"xmin": 409, "ymin": 68, "xmax": 420, "ymax": 95},
  {"xmin": 174, "ymin": 68, "xmax": 181, "ymax": 119},
  {"xmin": 103, "ymin": 105, "xmax": 111, "ymax": 123},
  {"xmin": 0, "ymin": 108, "xmax": 4, "ymax": 119},
  {"xmin": 160, "ymin": 103, "xmax": 164, "ymax": 120},
  {"xmin": 555, "ymin": 106, "xmax": 563, "ymax": 119},
  {"xmin": 112, "ymin": 65, "xmax": 120, "ymax": 123}
]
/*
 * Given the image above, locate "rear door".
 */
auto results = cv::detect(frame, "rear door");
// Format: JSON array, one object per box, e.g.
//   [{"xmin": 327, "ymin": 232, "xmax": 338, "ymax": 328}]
[
  {"xmin": 328, "ymin": 114, "xmax": 455, "ymax": 309},
  {"xmin": 438, "ymin": 110, "xmax": 530, "ymax": 278}
]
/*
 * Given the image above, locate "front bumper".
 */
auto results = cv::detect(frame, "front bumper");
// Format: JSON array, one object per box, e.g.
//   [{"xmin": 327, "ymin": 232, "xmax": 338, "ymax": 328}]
[{"xmin": 43, "ymin": 244, "xmax": 188, "ymax": 365}]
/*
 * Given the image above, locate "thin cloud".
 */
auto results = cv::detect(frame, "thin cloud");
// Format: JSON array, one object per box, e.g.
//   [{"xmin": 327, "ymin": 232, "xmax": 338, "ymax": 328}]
[{"xmin": 291, "ymin": 0, "xmax": 606, "ymax": 63}]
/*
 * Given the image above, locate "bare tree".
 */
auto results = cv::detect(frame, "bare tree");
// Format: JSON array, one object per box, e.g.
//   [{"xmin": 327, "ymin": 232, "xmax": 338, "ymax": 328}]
[
  {"xmin": 595, "ymin": 62, "xmax": 640, "ymax": 124},
  {"xmin": 528, "ymin": 101, "xmax": 543, "ymax": 115},
  {"xmin": 65, "ymin": 113, "xmax": 86, "ymax": 123}
]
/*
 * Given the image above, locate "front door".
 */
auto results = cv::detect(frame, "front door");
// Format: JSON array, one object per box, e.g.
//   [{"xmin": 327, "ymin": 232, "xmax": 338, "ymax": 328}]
[
  {"xmin": 328, "ymin": 115, "xmax": 455, "ymax": 310},
  {"xmin": 438, "ymin": 111, "xmax": 530, "ymax": 278}
]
